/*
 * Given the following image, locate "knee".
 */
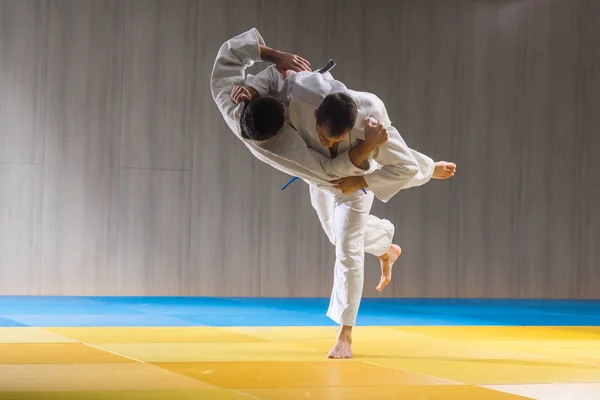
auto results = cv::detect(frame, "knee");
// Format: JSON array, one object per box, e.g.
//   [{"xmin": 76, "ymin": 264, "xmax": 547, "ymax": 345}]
[
  {"xmin": 335, "ymin": 245, "xmax": 364, "ymax": 267},
  {"xmin": 336, "ymin": 233, "xmax": 364, "ymax": 253}
]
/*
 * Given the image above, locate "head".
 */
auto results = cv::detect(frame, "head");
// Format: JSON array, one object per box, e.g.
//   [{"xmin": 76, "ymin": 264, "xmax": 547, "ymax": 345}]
[
  {"xmin": 314, "ymin": 92, "xmax": 358, "ymax": 147},
  {"xmin": 240, "ymin": 96, "xmax": 285, "ymax": 141}
]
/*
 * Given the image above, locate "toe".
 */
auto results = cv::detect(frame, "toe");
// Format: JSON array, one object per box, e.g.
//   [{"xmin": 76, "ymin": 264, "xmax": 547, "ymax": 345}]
[{"xmin": 376, "ymin": 277, "xmax": 390, "ymax": 291}]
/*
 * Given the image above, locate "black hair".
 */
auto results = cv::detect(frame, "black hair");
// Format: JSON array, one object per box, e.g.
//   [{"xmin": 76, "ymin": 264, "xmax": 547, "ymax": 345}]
[
  {"xmin": 240, "ymin": 96, "xmax": 285, "ymax": 141},
  {"xmin": 315, "ymin": 92, "xmax": 358, "ymax": 137}
]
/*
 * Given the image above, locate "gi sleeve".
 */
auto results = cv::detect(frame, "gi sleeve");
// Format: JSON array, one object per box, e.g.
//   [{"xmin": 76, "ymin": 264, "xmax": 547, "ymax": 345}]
[{"xmin": 210, "ymin": 28, "xmax": 265, "ymax": 138}]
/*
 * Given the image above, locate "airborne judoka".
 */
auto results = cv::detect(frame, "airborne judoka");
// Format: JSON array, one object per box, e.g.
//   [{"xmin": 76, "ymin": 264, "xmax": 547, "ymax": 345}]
[{"xmin": 211, "ymin": 28, "xmax": 456, "ymax": 359}]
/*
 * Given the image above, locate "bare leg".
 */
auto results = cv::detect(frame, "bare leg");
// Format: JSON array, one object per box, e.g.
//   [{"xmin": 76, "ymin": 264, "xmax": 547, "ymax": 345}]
[
  {"xmin": 327, "ymin": 325, "xmax": 353, "ymax": 359},
  {"xmin": 376, "ymin": 244, "xmax": 401, "ymax": 291}
]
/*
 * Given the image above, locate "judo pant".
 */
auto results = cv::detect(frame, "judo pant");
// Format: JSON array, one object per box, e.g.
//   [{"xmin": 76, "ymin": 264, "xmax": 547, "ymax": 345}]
[{"xmin": 309, "ymin": 185, "xmax": 395, "ymax": 327}]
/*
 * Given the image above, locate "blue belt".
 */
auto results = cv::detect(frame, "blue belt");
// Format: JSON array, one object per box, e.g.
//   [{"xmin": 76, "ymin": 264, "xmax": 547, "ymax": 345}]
[
  {"xmin": 281, "ymin": 176, "xmax": 367, "ymax": 194},
  {"xmin": 281, "ymin": 176, "xmax": 299, "ymax": 190}
]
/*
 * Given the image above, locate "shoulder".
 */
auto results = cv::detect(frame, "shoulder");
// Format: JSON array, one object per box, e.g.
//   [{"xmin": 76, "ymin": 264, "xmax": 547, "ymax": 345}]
[
  {"xmin": 286, "ymin": 72, "xmax": 347, "ymax": 106},
  {"xmin": 348, "ymin": 90, "xmax": 391, "ymax": 127},
  {"xmin": 348, "ymin": 89, "xmax": 384, "ymax": 108}
]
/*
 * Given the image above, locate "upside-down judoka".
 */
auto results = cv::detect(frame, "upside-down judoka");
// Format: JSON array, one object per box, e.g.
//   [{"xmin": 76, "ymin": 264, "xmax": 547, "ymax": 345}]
[{"xmin": 211, "ymin": 28, "xmax": 456, "ymax": 359}]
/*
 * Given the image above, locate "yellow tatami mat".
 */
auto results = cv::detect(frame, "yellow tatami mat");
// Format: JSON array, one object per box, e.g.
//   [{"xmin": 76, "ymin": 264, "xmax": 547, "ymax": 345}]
[{"xmin": 0, "ymin": 326, "xmax": 599, "ymax": 399}]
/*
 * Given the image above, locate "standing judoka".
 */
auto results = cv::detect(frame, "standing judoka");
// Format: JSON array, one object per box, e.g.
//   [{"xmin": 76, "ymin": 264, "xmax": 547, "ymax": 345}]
[
  {"xmin": 230, "ymin": 36, "xmax": 456, "ymax": 359},
  {"xmin": 212, "ymin": 28, "xmax": 455, "ymax": 359}
]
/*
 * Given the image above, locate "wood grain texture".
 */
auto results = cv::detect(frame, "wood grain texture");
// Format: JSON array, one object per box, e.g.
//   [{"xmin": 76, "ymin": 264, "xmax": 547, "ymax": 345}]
[
  {"xmin": 117, "ymin": 169, "xmax": 191, "ymax": 295},
  {"xmin": 188, "ymin": 0, "xmax": 264, "ymax": 296},
  {"xmin": 258, "ymin": 176, "xmax": 335, "ymax": 297},
  {"xmin": 119, "ymin": 0, "xmax": 198, "ymax": 170},
  {"xmin": 0, "ymin": 164, "xmax": 43, "ymax": 294},
  {"xmin": 578, "ymin": 0, "xmax": 600, "ymax": 298},
  {"xmin": 0, "ymin": 0, "xmax": 47, "ymax": 163},
  {"xmin": 40, "ymin": 0, "xmax": 123, "ymax": 295},
  {"xmin": 0, "ymin": 0, "xmax": 597, "ymax": 298}
]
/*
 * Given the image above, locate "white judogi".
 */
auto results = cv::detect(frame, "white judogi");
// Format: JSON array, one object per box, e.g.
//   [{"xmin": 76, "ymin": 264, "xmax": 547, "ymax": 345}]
[
  {"xmin": 211, "ymin": 29, "xmax": 377, "ymax": 325},
  {"xmin": 246, "ymin": 55, "xmax": 437, "ymax": 326},
  {"xmin": 248, "ymin": 66, "xmax": 436, "ymax": 202},
  {"xmin": 213, "ymin": 28, "xmax": 435, "ymax": 327},
  {"xmin": 210, "ymin": 28, "xmax": 366, "ymax": 185}
]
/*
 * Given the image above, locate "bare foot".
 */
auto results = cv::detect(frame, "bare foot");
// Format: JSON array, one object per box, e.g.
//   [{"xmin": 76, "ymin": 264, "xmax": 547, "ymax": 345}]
[
  {"xmin": 328, "ymin": 326, "xmax": 353, "ymax": 359},
  {"xmin": 327, "ymin": 339, "xmax": 352, "ymax": 359},
  {"xmin": 377, "ymin": 244, "xmax": 401, "ymax": 291},
  {"xmin": 432, "ymin": 161, "xmax": 456, "ymax": 179}
]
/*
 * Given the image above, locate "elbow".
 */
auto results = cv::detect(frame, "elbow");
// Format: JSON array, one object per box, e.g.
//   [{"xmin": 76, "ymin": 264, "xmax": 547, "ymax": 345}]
[
  {"xmin": 209, "ymin": 84, "xmax": 221, "ymax": 106},
  {"xmin": 405, "ymin": 160, "xmax": 420, "ymax": 178},
  {"xmin": 357, "ymin": 160, "xmax": 370, "ymax": 172}
]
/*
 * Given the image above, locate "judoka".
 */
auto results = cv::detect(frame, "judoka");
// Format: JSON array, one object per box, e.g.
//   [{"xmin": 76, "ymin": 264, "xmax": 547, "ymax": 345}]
[{"xmin": 212, "ymin": 28, "xmax": 456, "ymax": 359}]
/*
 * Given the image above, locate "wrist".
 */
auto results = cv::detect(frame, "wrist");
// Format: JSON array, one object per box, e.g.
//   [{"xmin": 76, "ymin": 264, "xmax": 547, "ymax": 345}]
[
  {"xmin": 259, "ymin": 45, "xmax": 280, "ymax": 63},
  {"xmin": 360, "ymin": 139, "xmax": 378, "ymax": 152},
  {"xmin": 247, "ymin": 86, "xmax": 260, "ymax": 99}
]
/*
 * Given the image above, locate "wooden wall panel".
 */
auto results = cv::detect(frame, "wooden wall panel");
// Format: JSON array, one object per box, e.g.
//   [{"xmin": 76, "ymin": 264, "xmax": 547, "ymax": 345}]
[
  {"xmin": 0, "ymin": 0, "xmax": 47, "ymax": 163},
  {"xmin": 0, "ymin": 0, "xmax": 597, "ymax": 298},
  {"xmin": 0, "ymin": 164, "xmax": 43, "ymax": 294},
  {"xmin": 119, "ymin": 0, "xmax": 198, "ymax": 170},
  {"xmin": 40, "ymin": 0, "xmax": 123, "ymax": 295},
  {"xmin": 117, "ymin": 169, "xmax": 191, "ymax": 295}
]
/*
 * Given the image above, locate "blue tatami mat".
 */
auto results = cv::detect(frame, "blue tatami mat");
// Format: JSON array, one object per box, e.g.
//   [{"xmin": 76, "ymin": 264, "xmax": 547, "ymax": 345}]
[{"xmin": 0, "ymin": 296, "xmax": 598, "ymax": 327}]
